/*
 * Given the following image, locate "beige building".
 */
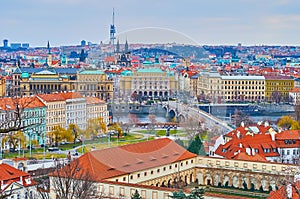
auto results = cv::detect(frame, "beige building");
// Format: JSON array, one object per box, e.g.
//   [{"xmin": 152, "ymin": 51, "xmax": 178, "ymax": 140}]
[
  {"xmin": 76, "ymin": 70, "xmax": 114, "ymax": 101},
  {"xmin": 21, "ymin": 69, "xmax": 75, "ymax": 96},
  {"xmin": 0, "ymin": 76, "xmax": 6, "ymax": 97},
  {"xmin": 197, "ymin": 72, "xmax": 265, "ymax": 103},
  {"xmin": 86, "ymin": 97, "xmax": 109, "ymax": 125},
  {"xmin": 119, "ymin": 67, "xmax": 178, "ymax": 100},
  {"xmin": 221, "ymin": 76, "xmax": 265, "ymax": 102},
  {"xmin": 37, "ymin": 93, "xmax": 66, "ymax": 132},
  {"xmin": 197, "ymin": 71, "xmax": 222, "ymax": 103}
]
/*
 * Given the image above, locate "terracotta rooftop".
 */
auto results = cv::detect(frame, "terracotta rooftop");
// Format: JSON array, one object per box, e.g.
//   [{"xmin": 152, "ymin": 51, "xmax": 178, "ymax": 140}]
[
  {"xmin": 85, "ymin": 97, "xmax": 105, "ymax": 105},
  {"xmin": 53, "ymin": 138, "xmax": 197, "ymax": 181},
  {"xmin": 0, "ymin": 96, "xmax": 45, "ymax": 110},
  {"xmin": 0, "ymin": 163, "xmax": 29, "ymax": 181}
]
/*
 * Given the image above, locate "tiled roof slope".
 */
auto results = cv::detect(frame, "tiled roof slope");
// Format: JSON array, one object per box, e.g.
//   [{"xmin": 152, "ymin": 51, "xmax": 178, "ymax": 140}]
[{"xmin": 54, "ymin": 138, "xmax": 197, "ymax": 181}]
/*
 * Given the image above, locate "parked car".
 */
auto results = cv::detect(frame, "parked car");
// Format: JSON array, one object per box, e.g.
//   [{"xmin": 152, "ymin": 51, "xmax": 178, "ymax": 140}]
[{"xmin": 48, "ymin": 147, "xmax": 60, "ymax": 152}]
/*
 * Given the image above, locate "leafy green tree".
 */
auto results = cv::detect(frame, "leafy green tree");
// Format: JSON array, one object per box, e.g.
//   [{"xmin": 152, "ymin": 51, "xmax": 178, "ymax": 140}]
[
  {"xmin": 188, "ymin": 187, "xmax": 205, "ymax": 199},
  {"xmin": 170, "ymin": 190, "xmax": 186, "ymax": 199},
  {"xmin": 131, "ymin": 190, "xmax": 142, "ymax": 199},
  {"xmin": 187, "ymin": 135, "xmax": 206, "ymax": 156}
]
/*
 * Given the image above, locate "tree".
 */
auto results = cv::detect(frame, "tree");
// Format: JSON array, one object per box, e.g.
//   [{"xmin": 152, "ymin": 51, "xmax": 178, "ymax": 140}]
[
  {"xmin": 277, "ymin": 115, "xmax": 293, "ymax": 129},
  {"xmin": 148, "ymin": 114, "xmax": 157, "ymax": 134},
  {"xmin": 48, "ymin": 126, "xmax": 67, "ymax": 146},
  {"xmin": 187, "ymin": 135, "xmax": 206, "ymax": 156},
  {"xmin": 179, "ymin": 119, "xmax": 204, "ymax": 140},
  {"xmin": 188, "ymin": 187, "xmax": 206, "ymax": 199},
  {"xmin": 0, "ymin": 97, "xmax": 40, "ymax": 134},
  {"xmin": 67, "ymin": 124, "xmax": 81, "ymax": 143},
  {"xmin": 232, "ymin": 109, "xmax": 253, "ymax": 127},
  {"xmin": 131, "ymin": 190, "xmax": 142, "ymax": 199},
  {"xmin": 2, "ymin": 131, "xmax": 25, "ymax": 150},
  {"xmin": 50, "ymin": 159, "xmax": 98, "ymax": 199},
  {"xmin": 108, "ymin": 123, "xmax": 122, "ymax": 136},
  {"xmin": 85, "ymin": 117, "xmax": 107, "ymax": 139}
]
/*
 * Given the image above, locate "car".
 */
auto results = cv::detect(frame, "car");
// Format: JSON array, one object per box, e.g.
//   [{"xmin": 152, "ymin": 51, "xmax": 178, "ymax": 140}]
[
  {"xmin": 9, "ymin": 148, "xmax": 18, "ymax": 152},
  {"xmin": 48, "ymin": 147, "xmax": 60, "ymax": 152}
]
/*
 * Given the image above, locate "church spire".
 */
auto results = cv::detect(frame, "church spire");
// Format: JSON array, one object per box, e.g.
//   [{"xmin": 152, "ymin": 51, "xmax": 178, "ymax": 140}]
[
  {"xmin": 47, "ymin": 41, "xmax": 51, "ymax": 54},
  {"xmin": 125, "ymin": 39, "xmax": 129, "ymax": 53},
  {"xmin": 116, "ymin": 39, "xmax": 120, "ymax": 53}
]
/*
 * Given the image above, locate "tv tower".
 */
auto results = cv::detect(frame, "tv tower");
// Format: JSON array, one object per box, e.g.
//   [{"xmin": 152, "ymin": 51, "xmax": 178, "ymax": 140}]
[{"xmin": 110, "ymin": 8, "xmax": 116, "ymax": 45}]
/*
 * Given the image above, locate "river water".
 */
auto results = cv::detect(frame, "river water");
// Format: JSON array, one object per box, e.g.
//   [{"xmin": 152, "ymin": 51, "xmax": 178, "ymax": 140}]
[{"xmin": 116, "ymin": 111, "xmax": 292, "ymax": 125}]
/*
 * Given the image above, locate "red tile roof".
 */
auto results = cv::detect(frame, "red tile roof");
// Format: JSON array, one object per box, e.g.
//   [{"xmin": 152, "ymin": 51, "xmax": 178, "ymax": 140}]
[
  {"xmin": 0, "ymin": 163, "xmax": 29, "ymax": 181},
  {"xmin": 268, "ymin": 182, "xmax": 300, "ymax": 199},
  {"xmin": 85, "ymin": 97, "xmax": 105, "ymax": 105},
  {"xmin": 52, "ymin": 138, "xmax": 197, "ymax": 181},
  {"xmin": 37, "ymin": 93, "xmax": 66, "ymax": 102},
  {"xmin": 276, "ymin": 130, "xmax": 300, "ymax": 140},
  {"xmin": 0, "ymin": 96, "xmax": 45, "ymax": 110}
]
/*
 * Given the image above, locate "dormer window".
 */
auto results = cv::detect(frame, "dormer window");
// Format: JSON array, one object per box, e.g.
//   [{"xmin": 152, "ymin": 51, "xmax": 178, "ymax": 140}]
[{"xmin": 222, "ymin": 148, "xmax": 227, "ymax": 152}]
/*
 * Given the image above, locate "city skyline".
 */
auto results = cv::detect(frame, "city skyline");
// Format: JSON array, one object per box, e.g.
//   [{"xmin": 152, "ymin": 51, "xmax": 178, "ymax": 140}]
[{"xmin": 1, "ymin": 0, "xmax": 300, "ymax": 47}]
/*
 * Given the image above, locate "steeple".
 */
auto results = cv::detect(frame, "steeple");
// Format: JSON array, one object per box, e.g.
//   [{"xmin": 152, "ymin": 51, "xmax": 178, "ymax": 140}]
[
  {"xmin": 47, "ymin": 41, "xmax": 50, "ymax": 54},
  {"xmin": 116, "ymin": 39, "xmax": 120, "ymax": 53},
  {"xmin": 124, "ymin": 39, "xmax": 129, "ymax": 53},
  {"xmin": 46, "ymin": 41, "xmax": 52, "ymax": 67}
]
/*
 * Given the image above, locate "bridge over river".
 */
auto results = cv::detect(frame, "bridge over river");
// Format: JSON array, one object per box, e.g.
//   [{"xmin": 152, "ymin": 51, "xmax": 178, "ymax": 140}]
[{"xmin": 163, "ymin": 101, "xmax": 234, "ymax": 133}]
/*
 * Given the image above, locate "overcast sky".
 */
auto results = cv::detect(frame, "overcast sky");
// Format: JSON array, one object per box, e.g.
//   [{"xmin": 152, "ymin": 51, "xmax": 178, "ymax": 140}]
[{"xmin": 1, "ymin": 0, "xmax": 300, "ymax": 47}]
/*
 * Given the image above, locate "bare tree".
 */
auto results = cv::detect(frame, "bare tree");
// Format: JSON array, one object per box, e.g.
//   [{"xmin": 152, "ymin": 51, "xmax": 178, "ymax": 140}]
[
  {"xmin": 179, "ymin": 118, "xmax": 205, "ymax": 140},
  {"xmin": 0, "ymin": 97, "xmax": 41, "ymax": 134},
  {"xmin": 50, "ymin": 159, "xmax": 99, "ymax": 199}
]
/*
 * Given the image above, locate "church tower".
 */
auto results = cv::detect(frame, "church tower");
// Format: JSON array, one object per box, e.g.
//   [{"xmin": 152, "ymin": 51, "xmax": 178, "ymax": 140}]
[
  {"xmin": 124, "ymin": 39, "xmax": 129, "ymax": 53},
  {"xmin": 47, "ymin": 41, "xmax": 52, "ymax": 67}
]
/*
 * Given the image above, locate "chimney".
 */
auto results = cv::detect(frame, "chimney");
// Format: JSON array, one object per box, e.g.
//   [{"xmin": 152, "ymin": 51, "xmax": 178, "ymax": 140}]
[
  {"xmin": 264, "ymin": 121, "xmax": 269, "ymax": 127},
  {"xmin": 241, "ymin": 121, "xmax": 245, "ymax": 127}
]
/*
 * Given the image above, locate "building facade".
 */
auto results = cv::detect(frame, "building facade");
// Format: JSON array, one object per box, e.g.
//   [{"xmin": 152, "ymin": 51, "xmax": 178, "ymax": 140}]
[
  {"xmin": 86, "ymin": 97, "xmax": 109, "ymax": 125},
  {"xmin": 264, "ymin": 76, "xmax": 294, "ymax": 102},
  {"xmin": 0, "ymin": 76, "xmax": 6, "ymax": 97},
  {"xmin": 0, "ymin": 163, "xmax": 37, "ymax": 198},
  {"xmin": 119, "ymin": 67, "xmax": 178, "ymax": 100},
  {"xmin": 76, "ymin": 70, "xmax": 114, "ymax": 101},
  {"xmin": 20, "ymin": 69, "xmax": 75, "ymax": 96},
  {"xmin": 37, "ymin": 93, "xmax": 66, "ymax": 132}
]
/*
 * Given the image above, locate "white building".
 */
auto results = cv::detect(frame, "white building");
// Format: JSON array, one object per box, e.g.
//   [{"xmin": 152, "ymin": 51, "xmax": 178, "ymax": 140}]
[{"xmin": 61, "ymin": 92, "xmax": 87, "ymax": 130}]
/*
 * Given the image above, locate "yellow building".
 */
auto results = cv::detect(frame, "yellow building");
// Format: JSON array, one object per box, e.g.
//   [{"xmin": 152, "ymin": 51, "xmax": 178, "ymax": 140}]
[
  {"xmin": 37, "ymin": 93, "xmax": 66, "ymax": 132},
  {"xmin": 20, "ymin": 69, "xmax": 75, "ymax": 96},
  {"xmin": 0, "ymin": 76, "xmax": 6, "ymax": 97},
  {"xmin": 264, "ymin": 76, "xmax": 294, "ymax": 102},
  {"xmin": 76, "ymin": 70, "xmax": 114, "ymax": 101},
  {"xmin": 119, "ymin": 67, "xmax": 178, "ymax": 100}
]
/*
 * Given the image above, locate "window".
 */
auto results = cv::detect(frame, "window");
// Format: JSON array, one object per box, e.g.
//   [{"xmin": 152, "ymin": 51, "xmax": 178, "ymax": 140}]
[{"xmin": 144, "ymin": 172, "xmax": 147, "ymax": 176}]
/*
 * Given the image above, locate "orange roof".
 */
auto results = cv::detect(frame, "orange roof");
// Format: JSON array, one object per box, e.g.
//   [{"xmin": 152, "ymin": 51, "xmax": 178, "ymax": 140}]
[
  {"xmin": 85, "ymin": 97, "xmax": 105, "ymax": 105},
  {"xmin": 52, "ymin": 138, "xmax": 196, "ymax": 180},
  {"xmin": 232, "ymin": 152, "xmax": 267, "ymax": 162},
  {"xmin": 290, "ymin": 87, "xmax": 300, "ymax": 93},
  {"xmin": 37, "ymin": 93, "xmax": 66, "ymax": 102},
  {"xmin": 0, "ymin": 163, "xmax": 29, "ymax": 181},
  {"xmin": 105, "ymin": 56, "xmax": 115, "ymax": 62},
  {"xmin": 276, "ymin": 130, "xmax": 300, "ymax": 140},
  {"xmin": 60, "ymin": 91, "xmax": 83, "ymax": 100},
  {"xmin": 0, "ymin": 96, "xmax": 45, "ymax": 110},
  {"xmin": 268, "ymin": 182, "xmax": 300, "ymax": 199}
]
